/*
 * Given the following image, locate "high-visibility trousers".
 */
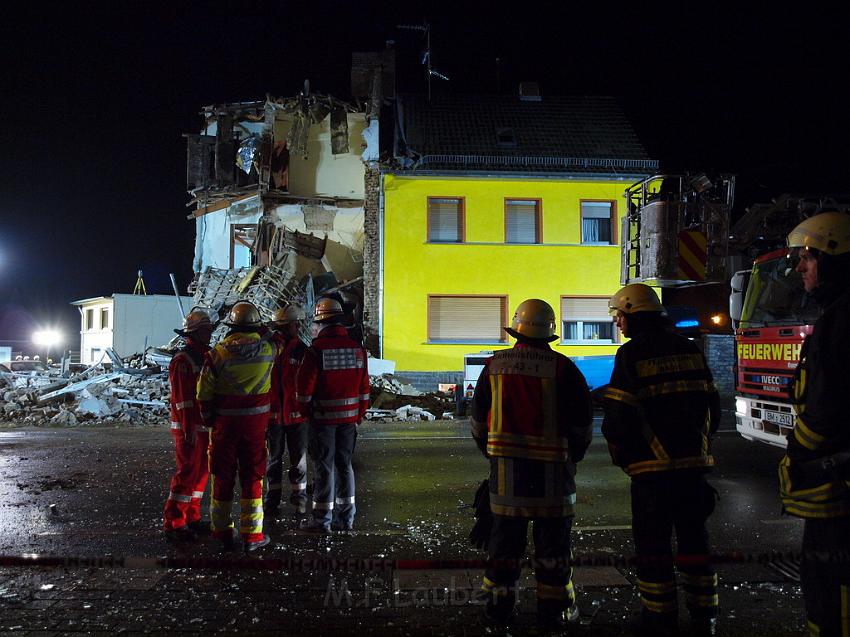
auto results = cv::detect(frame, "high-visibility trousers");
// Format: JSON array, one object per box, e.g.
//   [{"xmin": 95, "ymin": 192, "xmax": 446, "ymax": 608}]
[
  {"xmin": 265, "ymin": 422, "xmax": 308, "ymax": 512},
  {"xmin": 208, "ymin": 412, "xmax": 268, "ymax": 543},
  {"xmin": 162, "ymin": 428, "xmax": 209, "ymax": 531}
]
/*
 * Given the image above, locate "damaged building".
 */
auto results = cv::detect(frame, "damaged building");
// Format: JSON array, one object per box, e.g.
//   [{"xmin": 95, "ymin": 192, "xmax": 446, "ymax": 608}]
[
  {"xmin": 182, "ymin": 51, "xmax": 658, "ymax": 392},
  {"xmin": 184, "ymin": 61, "xmax": 387, "ymax": 346}
]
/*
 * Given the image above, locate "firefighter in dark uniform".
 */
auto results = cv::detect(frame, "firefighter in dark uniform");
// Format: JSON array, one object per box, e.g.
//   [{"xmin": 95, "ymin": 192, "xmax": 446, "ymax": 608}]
[
  {"xmin": 602, "ymin": 284, "xmax": 720, "ymax": 636},
  {"xmin": 780, "ymin": 212, "xmax": 850, "ymax": 637},
  {"xmin": 470, "ymin": 299, "xmax": 593, "ymax": 632}
]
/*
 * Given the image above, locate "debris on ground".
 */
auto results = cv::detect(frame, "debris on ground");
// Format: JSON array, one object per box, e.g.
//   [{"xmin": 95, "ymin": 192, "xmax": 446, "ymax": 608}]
[
  {"xmin": 0, "ymin": 350, "xmax": 170, "ymax": 428},
  {"xmin": 367, "ymin": 374, "xmax": 457, "ymax": 421}
]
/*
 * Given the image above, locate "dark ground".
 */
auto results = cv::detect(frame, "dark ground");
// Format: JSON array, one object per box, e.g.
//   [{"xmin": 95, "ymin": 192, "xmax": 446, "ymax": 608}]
[{"xmin": 0, "ymin": 414, "xmax": 804, "ymax": 635}]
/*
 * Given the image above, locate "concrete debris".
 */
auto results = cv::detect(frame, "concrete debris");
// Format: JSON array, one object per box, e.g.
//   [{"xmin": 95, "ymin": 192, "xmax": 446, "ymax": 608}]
[
  {"xmin": 366, "ymin": 373, "xmax": 457, "ymax": 420},
  {"xmin": 394, "ymin": 405, "xmax": 436, "ymax": 422},
  {"xmin": 370, "ymin": 374, "xmax": 422, "ymax": 396},
  {"xmin": 0, "ymin": 355, "xmax": 172, "ymax": 428}
]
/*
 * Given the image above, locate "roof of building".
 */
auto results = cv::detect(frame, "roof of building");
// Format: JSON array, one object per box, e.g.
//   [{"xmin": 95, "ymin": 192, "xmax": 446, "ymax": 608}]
[{"xmin": 395, "ymin": 94, "xmax": 658, "ymax": 175}]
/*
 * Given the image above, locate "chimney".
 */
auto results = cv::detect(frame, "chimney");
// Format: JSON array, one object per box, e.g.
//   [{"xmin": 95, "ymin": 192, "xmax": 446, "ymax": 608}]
[{"xmin": 519, "ymin": 82, "xmax": 542, "ymax": 102}]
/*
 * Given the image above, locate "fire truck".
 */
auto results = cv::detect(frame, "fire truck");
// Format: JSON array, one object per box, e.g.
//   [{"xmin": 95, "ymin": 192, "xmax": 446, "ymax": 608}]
[{"xmin": 730, "ymin": 196, "xmax": 850, "ymax": 447}]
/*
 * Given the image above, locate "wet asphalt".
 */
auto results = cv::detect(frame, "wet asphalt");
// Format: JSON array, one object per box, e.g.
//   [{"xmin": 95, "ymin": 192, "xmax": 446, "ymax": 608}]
[{"xmin": 0, "ymin": 414, "xmax": 805, "ymax": 635}]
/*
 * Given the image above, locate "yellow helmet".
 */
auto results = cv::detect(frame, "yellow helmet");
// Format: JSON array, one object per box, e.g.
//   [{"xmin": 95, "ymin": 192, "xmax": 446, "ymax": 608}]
[
  {"xmin": 225, "ymin": 301, "xmax": 261, "ymax": 328},
  {"xmin": 609, "ymin": 284, "xmax": 664, "ymax": 315},
  {"xmin": 182, "ymin": 309, "xmax": 213, "ymax": 333},
  {"xmin": 506, "ymin": 299, "xmax": 557, "ymax": 341},
  {"xmin": 313, "ymin": 297, "xmax": 344, "ymax": 323},
  {"xmin": 787, "ymin": 211, "xmax": 850, "ymax": 256},
  {"xmin": 272, "ymin": 304, "xmax": 304, "ymax": 325}
]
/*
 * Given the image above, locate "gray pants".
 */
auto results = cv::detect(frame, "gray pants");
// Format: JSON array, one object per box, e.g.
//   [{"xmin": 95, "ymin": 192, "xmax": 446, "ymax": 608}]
[
  {"xmin": 265, "ymin": 422, "xmax": 308, "ymax": 512},
  {"xmin": 308, "ymin": 422, "xmax": 357, "ymax": 527}
]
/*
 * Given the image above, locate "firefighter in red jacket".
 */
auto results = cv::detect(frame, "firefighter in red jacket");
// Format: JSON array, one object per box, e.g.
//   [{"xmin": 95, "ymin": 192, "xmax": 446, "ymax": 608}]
[
  {"xmin": 265, "ymin": 304, "xmax": 309, "ymax": 517},
  {"xmin": 602, "ymin": 284, "xmax": 720, "ymax": 637},
  {"xmin": 470, "ymin": 299, "xmax": 593, "ymax": 632},
  {"xmin": 295, "ymin": 297, "xmax": 369, "ymax": 533},
  {"xmin": 197, "ymin": 301, "xmax": 275, "ymax": 552},
  {"xmin": 163, "ymin": 309, "xmax": 214, "ymax": 542}
]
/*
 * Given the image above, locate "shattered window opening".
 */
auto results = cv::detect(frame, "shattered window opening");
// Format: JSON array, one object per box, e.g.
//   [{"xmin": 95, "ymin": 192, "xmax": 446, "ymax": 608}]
[{"xmin": 230, "ymin": 224, "xmax": 256, "ymax": 269}]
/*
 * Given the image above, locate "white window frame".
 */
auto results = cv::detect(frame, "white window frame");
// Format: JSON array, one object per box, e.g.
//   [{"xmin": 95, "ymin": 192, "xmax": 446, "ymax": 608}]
[
  {"xmin": 561, "ymin": 296, "xmax": 619, "ymax": 345},
  {"xmin": 580, "ymin": 200, "xmax": 616, "ymax": 245},
  {"xmin": 100, "ymin": 308, "xmax": 109, "ymax": 330}
]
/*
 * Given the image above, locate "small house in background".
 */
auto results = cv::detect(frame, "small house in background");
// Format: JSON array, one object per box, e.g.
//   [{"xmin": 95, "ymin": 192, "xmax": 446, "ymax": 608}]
[{"xmin": 71, "ymin": 294, "xmax": 193, "ymax": 364}]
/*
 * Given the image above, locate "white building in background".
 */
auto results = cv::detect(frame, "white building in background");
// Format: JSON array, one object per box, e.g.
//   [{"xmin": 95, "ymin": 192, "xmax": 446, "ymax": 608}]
[{"xmin": 71, "ymin": 294, "xmax": 193, "ymax": 364}]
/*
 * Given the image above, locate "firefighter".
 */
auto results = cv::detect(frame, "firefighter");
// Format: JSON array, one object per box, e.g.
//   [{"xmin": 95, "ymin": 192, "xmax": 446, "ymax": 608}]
[
  {"xmin": 295, "ymin": 297, "xmax": 369, "ymax": 533},
  {"xmin": 265, "ymin": 304, "xmax": 309, "ymax": 518},
  {"xmin": 162, "ymin": 309, "xmax": 214, "ymax": 542},
  {"xmin": 470, "ymin": 299, "xmax": 593, "ymax": 632},
  {"xmin": 780, "ymin": 212, "xmax": 850, "ymax": 637},
  {"xmin": 602, "ymin": 283, "xmax": 720, "ymax": 636},
  {"xmin": 197, "ymin": 301, "xmax": 275, "ymax": 552}
]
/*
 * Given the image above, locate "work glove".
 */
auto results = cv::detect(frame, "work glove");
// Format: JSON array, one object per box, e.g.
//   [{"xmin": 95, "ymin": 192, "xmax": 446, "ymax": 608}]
[{"xmin": 468, "ymin": 479, "xmax": 493, "ymax": 552}]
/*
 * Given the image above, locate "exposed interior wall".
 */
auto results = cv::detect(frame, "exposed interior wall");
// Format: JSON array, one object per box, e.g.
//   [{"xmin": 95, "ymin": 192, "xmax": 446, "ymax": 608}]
[
  {"xmin": 272, "ymin": 113, "xmax": 368, "ymax": 198},
  {"xmin": 381, "ymin": 174, "xmax": 635, "ymax": 372},
  {"xmin": 193, "ymin": 198, "xmax": 262, "ymax": 272},
  {"xmin": 112, "ymin": 294, "xmax": 193, "ymax": 356}
]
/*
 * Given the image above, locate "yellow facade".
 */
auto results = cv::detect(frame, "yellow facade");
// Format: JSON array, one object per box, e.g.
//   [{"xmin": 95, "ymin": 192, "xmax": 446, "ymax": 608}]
[{"xmin": 382, "ymin": 174, "xmax": 638, "ymax": 371}]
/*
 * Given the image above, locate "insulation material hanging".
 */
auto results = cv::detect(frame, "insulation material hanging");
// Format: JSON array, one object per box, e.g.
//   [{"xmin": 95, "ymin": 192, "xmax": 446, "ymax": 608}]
[{"xmin": 236, "ymin": 135, "xmax": 260, "ymax": 174}]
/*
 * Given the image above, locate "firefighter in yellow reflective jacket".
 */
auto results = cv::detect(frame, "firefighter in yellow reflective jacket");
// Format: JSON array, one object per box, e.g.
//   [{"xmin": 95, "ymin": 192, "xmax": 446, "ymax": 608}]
[
  {"xmin": 197, "ymin": 301, "xmax": 276, "ymax": 552},
  {"xmin": 780, "ymin": 212, "xmax": 850, "ymax": 637},
  {"xmin": 602, "ymin": 284, "xmax": 720, "ymax": 637},
  {"xmin": 471, "ymin": 299, "xmax": 593, "ymax": 632}
]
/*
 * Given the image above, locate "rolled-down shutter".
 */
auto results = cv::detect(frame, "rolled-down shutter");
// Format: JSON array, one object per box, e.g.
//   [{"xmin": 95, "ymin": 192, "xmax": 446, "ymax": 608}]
[
  {"xmin": 429, "ymin": 296, "xmax": 506, "ymax": 342},
  {"xmin": 506, "ymin": 200, "xmax": 539, "ymax": 243},
  {"xmin": 428, "ymin": 198, "xmax": 462, "ymax": 242},
  {"xmin": 561, "ymin": 297, "xmax": 609, "ymax": 321}
]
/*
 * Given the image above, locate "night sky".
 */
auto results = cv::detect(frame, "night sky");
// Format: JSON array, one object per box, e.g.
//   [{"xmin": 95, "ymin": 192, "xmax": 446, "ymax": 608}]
[{"xmin": 2, "ymin": 3, "xmax": 847, "ymax": 353}]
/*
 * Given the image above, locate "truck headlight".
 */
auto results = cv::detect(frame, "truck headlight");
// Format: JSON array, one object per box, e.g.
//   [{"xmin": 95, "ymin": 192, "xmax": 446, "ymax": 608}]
[{"xmin": 735, "ymin": 398, "xmax": 747, "ymax": 416}]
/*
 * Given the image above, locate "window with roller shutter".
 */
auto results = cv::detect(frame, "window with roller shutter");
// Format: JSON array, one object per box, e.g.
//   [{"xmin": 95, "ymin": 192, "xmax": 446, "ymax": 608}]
[
  {"xmin": 427, "ymin": 198, "xmax": 464, "ymax": 243},
  {"xmin": 505, "ymin": 199, "xmax": 541, "ymax": 244},
  {"xmin": 561, "ymin": 296, "xmax": 619, "ymax": 344},
  {"xmin": 428, "ymin": 296, "xmax": 508, "ymax": 343}
]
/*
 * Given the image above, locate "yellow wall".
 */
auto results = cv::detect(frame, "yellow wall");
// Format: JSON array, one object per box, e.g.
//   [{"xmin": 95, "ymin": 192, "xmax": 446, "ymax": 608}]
[{"xmin": 382, "ymin": 174, "xmax": 637, "ymax": 371}]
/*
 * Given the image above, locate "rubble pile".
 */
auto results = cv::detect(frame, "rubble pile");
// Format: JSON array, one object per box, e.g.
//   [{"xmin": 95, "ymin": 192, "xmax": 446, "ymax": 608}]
[
  {"xmin": 367, "ymin": 374, "xmax": 457, "ymax": 421},
  {"xmin": 0, "ymin": 364, "xmax": 171, "ymax": 428}
]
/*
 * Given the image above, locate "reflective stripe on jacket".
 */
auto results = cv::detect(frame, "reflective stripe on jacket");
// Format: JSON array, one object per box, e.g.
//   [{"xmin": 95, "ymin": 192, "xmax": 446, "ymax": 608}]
[
  {"xmin": 197, "ymin": 331, "xmax": 275, "ymax": 423},
  {"xmin": 470, "ymin": 341, "xmax": 593, "ymax": 518},
  {"xmin": 169, "ymin": 345, "xmax": 207, "ymax": 435},
  {"xmin": 295, "ymin": 325, "xmax": 369, "ymax": 425},
  {"xmin": 780, "ymin": 290, "xmax": 850, "ymax": 518},
  {"xmin": 269, "ymin": 332, "xmax": 307, "ymax": 426},
  {"xmin": 601, "ymin": 328, "xmax": 719, "ymax": 478}
]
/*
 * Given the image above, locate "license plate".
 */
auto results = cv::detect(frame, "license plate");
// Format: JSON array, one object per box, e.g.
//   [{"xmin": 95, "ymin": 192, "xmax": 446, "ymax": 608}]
[{"xmin": 763, "ymin": 410, "xmax": 792, "ymax": 427}]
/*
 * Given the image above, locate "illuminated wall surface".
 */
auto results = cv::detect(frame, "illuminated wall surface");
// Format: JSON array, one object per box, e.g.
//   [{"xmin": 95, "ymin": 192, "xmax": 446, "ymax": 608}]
[{"xmin": 382, "ymin": 174, "xmax": 634, "ymax": 371}]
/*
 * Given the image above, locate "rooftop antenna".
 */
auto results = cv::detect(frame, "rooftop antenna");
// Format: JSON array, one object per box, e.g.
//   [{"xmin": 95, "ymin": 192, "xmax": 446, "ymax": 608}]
[
  {"xmin": 133, "ymin": 270, "xmax": 147, "ymax": 296},
  {"xmin": 397, "ymin": 21, "xmax": 449, "ymax": 102}
]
